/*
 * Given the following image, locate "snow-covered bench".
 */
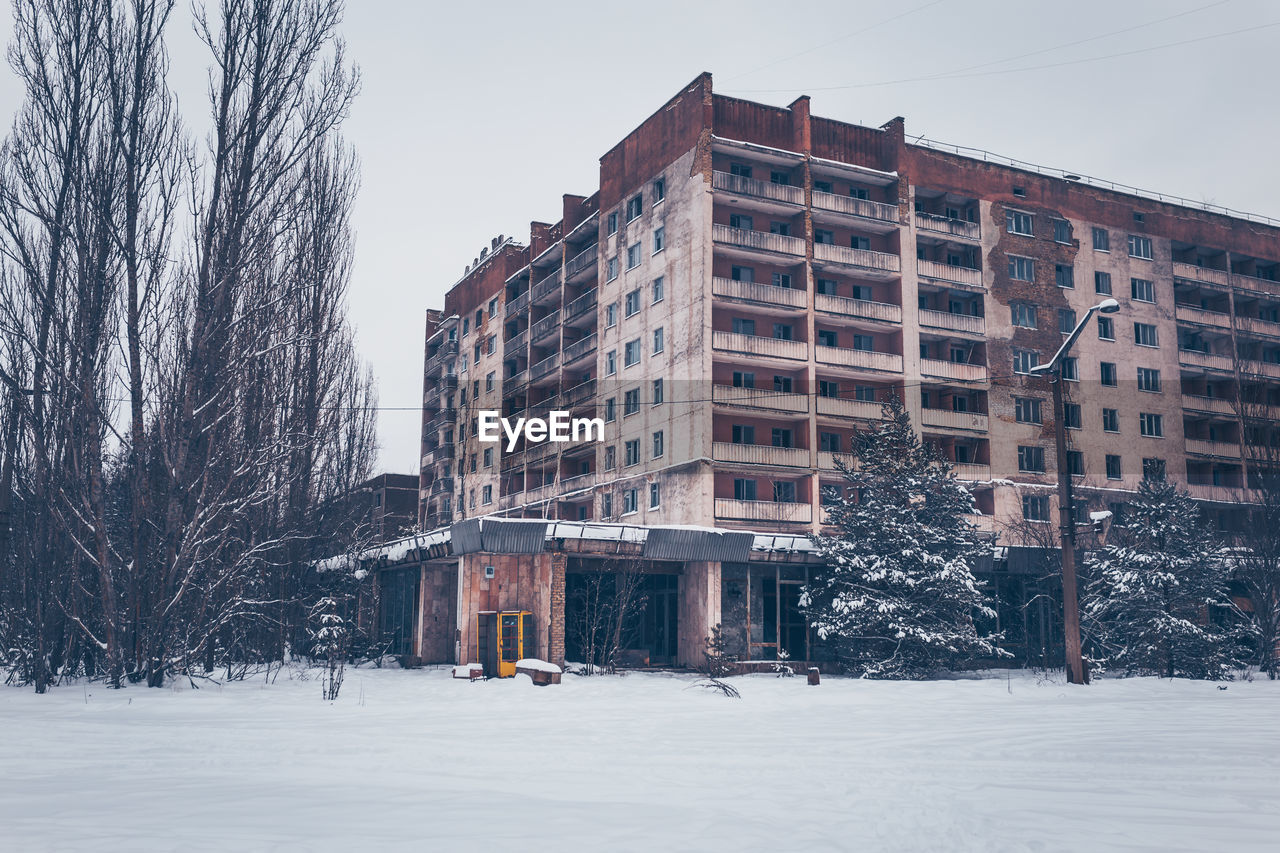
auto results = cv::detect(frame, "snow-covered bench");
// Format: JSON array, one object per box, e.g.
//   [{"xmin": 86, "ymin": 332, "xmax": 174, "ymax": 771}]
[{"xmin": 515, "ymin": 658, "xmax": 562, "ymax": 686}]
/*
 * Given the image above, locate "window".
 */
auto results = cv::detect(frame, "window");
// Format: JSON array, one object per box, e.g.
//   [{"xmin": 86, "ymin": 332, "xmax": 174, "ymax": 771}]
[
  {"xmin": 818, "ymin": 380, "xmax": 839, "ymax": 398},
  {"xmin": 649, "ymin": 482, "xmax": 661, "ymax": 509},
  {"xmin": 602, "ymin": 492, "xmax": 613, "ymax": 517},
  {"xmin": 731, "ymin": 424, "xmax": 755, "ymax": 444},
  {"xmin": 653, "ymin": 327, "xmax": 664, "ymax": 354},
  {"xmin": 1055, "ymin": 264, "xmax": 1074, "ymax": 289},
  {"xmin": 607, "ymin": 257, "xmax": 619, "ymax": 281},
  {"xmin": 1063, "ymin": 402, "xmax": 1081, "ymax": 429},
  {"xmin": 771, "ymin": 221, "xmax": 792, "ymax": 237},
  {"xmin": 605, "ymin": 350, "xmax": 617, "ymax": 376},
  {"xmin": 1062, "ymin": 356, "xmax": 1078, "ymax": 381},
  {"xmin": 604, "ymin": 398, "xmax": 616, "ymax": 422},
  {"xmin": 1128, "ymin": 234, "xmax": 1153, "ymax": 260},
  {"xmin": 1023, "ymin": 495, "xmax": 1050, "ymax": 521},
  {"xmin": 623, "ymin": 488, "xmax": 638, "ymax": 515},
  {"xmin": 1139, "ymin": 412, "xmax": 1164, "ymax": 437},
  {"xmin": 729, "ymin": 213, "xmax": 753, "ymax": 230},
  {"xmin": 772, "ymin": 323, "xmax": 793, "ymax": 340},
  {"xmin": 773, "ymin": 375, "xmax": 792, "ymax": 393},
  {"xmin": 485, "ymin": 371, "xmax": 495, "ymax": 392},
  {"xmin": 653, "ymin": 177, "xmax": 665, "ymax": 202},
  {"xmin": 1131, "ymin": 278, "xmax": 1155, "ymax": 303},
  {"xmin": 1066, "ymin": 450, "xmax": 1084, "ymax": 476},
  {"xmin": 814, "ymin": 228, "xmax": 834, "ymax": 244},
  {"xmin": 1142, "ymin": 457, "xmax": 1166, "ymax": 481},
  {"xmin": 1102, "ymin": 408, "xmax": 1119, "ymax": 432},
  {"xmin": 1092, "ymin": 227, "xmax": 1110, "ymax": 252},
  {"xmin": 604, "ymin": 446, "xmax": 617, "ymax": 470},
  {"xmin": 624, "ymin": 339, "xmax": 640, "ymax": 367},
  {"xmin": 855, "ymin": 385, "xmax": 876, "ymax": 402},
  {"xmin": 1015, "ymin": 397, "xmax": 1042, "ymax": 424},
  {"xmin": 1006, "ymin": 210, "xmax": 1034, "ymax": 236},
  {"xmin": 1009, "ymin": 256, "xmax": 1035, "ymax": 282},
  {"xmin": 770, "ymin": 170, "xmax": 791, "ymax": 186},
  {"xmin": 1134, "ymin": 322, "xmax": 1159, "ymax": 348},
  {"xmin": 652, "ymin": 277, "xmax": 664, "ymax": 303},
  {"xmin": 482, "ymin": 485, "xmax": 492, "ymax": 505},
  {"xmin": 473, "ymin": 343, "xmax": 482, "ymax": 363},
  {"xmin": 605, "ymin": 302, "xmax": 618, "ymax": 327},
  {"xmin": 607, "ymin": 212, "xmax": 618, "ymax": 235},
  {"xmin": 732, "ymin": 317, "xmax": 755, "ymax": 336},
  {"xmin": 773, "ymin": 481, "xmax": 796, "ymax": 503},
  {"xmin": 814, "ymin": 180, "xmax": 833, "ymax": 194},
  {"xmin": 730, "ymin": 265, "xmax": 754, "ymax": 282},
  {"xmin": 1137, "ymin": 367, "xmax": 1162, "ymax": 393},
  {"xmin": 734, "ymin": 478, "xmax": 757, "ymax": 501},
  {"xmin": 462, "ymin": 317, "xmax": 469, "ymax": 337},
  {"xmin": 1053, "ymin": 219, "xmax": 1072, "ymax": 243},
  {"xmin": 488, "ymin": 297, "xmax": 498, "ymax": 318},
  {"xmin": 730, "ymin": 162, "xmax": 752, "ymax": 179},
  {"xmin": 1018, "ymin": 445, "xmax": 1046, "ymax": 473},
  {"xmin": 820, "ymin": 432, "xmax": 841, "ymax": 452},
  {"xmin": 850, "ymin": 284, "xmax": 872, "ymax": 301},
  {"xmin": 486, "ymin": 334, "xmax": 496, "ymax": 355},
  {"xmin": 469, "ymin": 454, "xmax": 477, "ymax": 473},
  {"xmin": 625, "ymin": 439, "xmax": 640, "ymax": 466},
  {"xmin": 733, "ymin": 371, "xmax": 755, "ymax": 388},
  {"xmin": 652, "ymin": 226, "xmax": 665, "ymax": 254},
  {"xmin": 624, "ymin": 388, "xmax": 639, "ymax": 415},
  {"xmin": 626, "ymin": 194, "xmax": 643, "ymax": 221},
  {"xmin": 1013, "ymin": 349, "xmax": 1039, "ymax": 375},
  {"xmin": 1011, "ymin": 302, "xmax": 1037, "ymax": 328},
  {"xmin": 1097, "ymin": 316, "xmax": 1114, "ymax": 340},
  {"xmin": 850, "ymin": 235, "xmax": 869, "ymax": 250},
  {"xmin": 1012, "ymin": 186, "xmax": 1027, "ymax": 197},
  {"xmin": 1105, "ymin": 454, "xmax": 1122, "ymax": 480},
  {"xmin": 1095, "ymin": 271, "xmax": 1112, "ymax": 294},
  {"xmin": 483, "ymin": 448, "xmax": 493, "ymax": 468},
  {"xmin": 854, "ymin": 334, "xmax": 875, "ymax": 352},
  {"xmin": 626, "ymin": 242, "xmax": 641, "ymax": 269},
  {"xmin": 651, "ymin": 430, "xmax": 664, "ymax": 459},
  {"xmin": 652, "ymin": 378, "xmax": 663, "ymax": 405},
  {"xmin": 625, "ymin": 289, "xmax": 640, "ymax": 316},
  {"xmin": 816, "ymin": 278, "xmax": 837, "ymax": 295},
  {"xmin": 1100, "ymin": 362, "xmax": 1117, "ymax": 386},
  {"xmin": 475, "ymin": 309, "xmax": 483, "ymax": 326},
  {"xmin": 1059, "ymin": 309, "xmax": 1077, "ymax": 334},
  {"xmin": 817, "ymin": 330, "xmax": 838, "ymax": 348},
  {"xmin": 770, "ymin": 428, "xmax": 794, "ymax": 449},
  {"xmin": 772, "ymin": 272, "xmax": 792, "ymax": 289}
]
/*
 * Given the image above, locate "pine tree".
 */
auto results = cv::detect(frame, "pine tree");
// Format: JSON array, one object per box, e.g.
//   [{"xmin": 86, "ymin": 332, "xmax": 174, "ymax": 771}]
[
  {"xmin": 1082, "ymin": 478, "xmax": 1255, "ymax": 680},
  {"xmin": 803, "ymin": 394, "xmax": 1004, "ymax": 678}
]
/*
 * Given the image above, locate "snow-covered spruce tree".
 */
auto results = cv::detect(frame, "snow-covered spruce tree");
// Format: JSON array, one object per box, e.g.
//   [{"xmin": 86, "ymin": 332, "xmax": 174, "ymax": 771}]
[
  {"xmin": 308, "ymin": 597, "xmax": 348, "ymax": 701},
  {"xmin": 1082, "ymin": 477, "xmax": 1255, "ymax": 680},
  {"xmin": 803, "ymin": 394, "xmax": 1004, "ymax": 678}
]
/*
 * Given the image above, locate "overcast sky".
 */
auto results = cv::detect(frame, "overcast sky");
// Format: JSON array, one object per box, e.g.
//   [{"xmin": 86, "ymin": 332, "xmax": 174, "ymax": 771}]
[{"xmin": 2, "ymin": 0, "xmax": 1277, "ymax": 474}]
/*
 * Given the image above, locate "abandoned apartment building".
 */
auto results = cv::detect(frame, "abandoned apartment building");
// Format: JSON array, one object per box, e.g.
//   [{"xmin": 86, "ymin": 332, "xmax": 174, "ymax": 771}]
[{"xmin": 348, "ymin": 72, "xmax": 1280, "ymax": 672}]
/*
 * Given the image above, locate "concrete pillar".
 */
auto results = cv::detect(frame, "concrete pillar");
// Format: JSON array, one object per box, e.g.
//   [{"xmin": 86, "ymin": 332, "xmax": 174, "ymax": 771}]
[
  {"xmin": 678, "ymin": 560, "xmax": 722, "ymax": 668},
  {"xmin": 549, "ymin": 553, "xmax": 566, "ymax": 667}
]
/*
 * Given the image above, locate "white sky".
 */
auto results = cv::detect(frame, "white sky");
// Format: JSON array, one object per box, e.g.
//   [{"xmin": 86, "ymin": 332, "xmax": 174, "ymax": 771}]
[{"xmin": 2, "ymin": 0, "xmax": 1278, "ymax": 474}]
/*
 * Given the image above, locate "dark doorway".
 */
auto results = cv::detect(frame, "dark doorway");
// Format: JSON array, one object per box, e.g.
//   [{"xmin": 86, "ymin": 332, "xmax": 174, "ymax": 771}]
[
  {"xmin": 641, "ymin": 574, "xmax": 679, "ymax": 664},
  {"xmin": 378, "ymin": 567, "xmax": 419, "ymax": 657}
]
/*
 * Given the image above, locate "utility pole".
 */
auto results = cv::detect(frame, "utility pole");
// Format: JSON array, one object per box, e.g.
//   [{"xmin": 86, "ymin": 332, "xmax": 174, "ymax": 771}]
[{"xmin": 1030, "ymin": 297, "xmax": 1119, "ymax": 685}]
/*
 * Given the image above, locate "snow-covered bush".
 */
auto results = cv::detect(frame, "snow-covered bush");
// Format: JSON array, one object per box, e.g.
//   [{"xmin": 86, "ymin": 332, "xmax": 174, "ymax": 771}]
[
  {"xmin": 1082, "ymin": 478, "xmax": 1256, "ymax": 680},
  {"xmin": 308, "ymin": 597, "xmax": 348, "ymax": 700},
  {"xmin": 804, "ymin": 394, "xmax": 1005, "ymax": 678}
]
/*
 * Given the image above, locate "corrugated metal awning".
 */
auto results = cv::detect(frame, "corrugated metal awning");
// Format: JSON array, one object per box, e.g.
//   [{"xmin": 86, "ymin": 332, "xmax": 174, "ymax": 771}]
[{"xmin": 643, "ymin": 527, "xmax": 753, "ymax": 563}]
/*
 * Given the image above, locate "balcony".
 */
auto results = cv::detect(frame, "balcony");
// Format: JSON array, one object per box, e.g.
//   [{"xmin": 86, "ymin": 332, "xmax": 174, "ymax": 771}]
[
  {"xmin": 560, "ymin": 471, "xmax": 597, "ymax": 493},
  {"xmin": 565, "ymin": 244, "xmax": 598, "ymax": 282},
  {"xmin": 816, "ymin": 396, "xmax": 882, "ymax": 420},
  {"xmin": 815, "ymin": 345, "xmax": 903, "ymax": 373},
  {"xmin": 504, "ymin": 369, "xmax": 529, "ymax": 395},
  {"xmin": 1181, "ymin": 395, "xmax": 1235, "ymax": 416},
  {"xmin": 815, "ymin": 294, "xmax": 901, "ymax": 324},
  {"xmin": 504, "ymin": 290, "xmax": 530, "ymax": 318},
  {"xmin": 530, "ymin": 353, "xmax": 560, "ymax": 381},
  {"xmin": 965, "ymin": 514, "xmax": 996, "ymax": 533},
  {"xmin": 818, "ymin": 451, "xmax": 855, "ymax": 471},
  {"xmin": 1185, "ymin": 438, "xmax": 1241, "ymax": 459},
  {"xmin": 1236, "ymin": 316, "xmax": 1280, "ymax": 339},
  {"xmin": 1185, "ymin": 483, "xmax": 1261, "ymax": 504},
  {"xmin": 917, "ymin": 259, "xmax": 982, "ymax": 288},
  {"xmin": 812, "ymin": 242, "xmax": 900, "ymax": 273},
  {"xmin": 712, "ymin": 384, "xmax": 809, "ymax": 413},
  {"xmin": 564, "ymin": 378, "xmax": 596, "ymax": 406},
  {"xmin": 1174, "ymin": 304, "xmax": 1230, "ymax": 329},
  {"xmin": 531, "ymin": 310, "xmax": 561, "ymax": 344},
  {"xmin": 914, "ymin": 212, "xmax": 980, "ymax": 241},
  {"xmin": 713, "ymin": 276, "xmax": 807, "ymax": 309},
  {"xmin": 715, "ymin": 498, "xmax": 813, "ymax": 524},
  {"xmin": 712, "ymin": 170, "xmax": 804, "ymax": 206},
  {"xmin": 812, "ymin": 191, "xmax": 898, "ymax": 224},
  {"xmin": 1178, "ymin": 349, "xmax": 1233, "ymax": 372},
  {"xmin": 713, "ymin": 442, "xmax": 810, "ymax": 468},
  {"xmin": 562, "ymin": 333, "xmax": 597, "ymax": 365},
  {"xmin": 954, "ymin": 463, "xmax": 991, "ymax": 482},
  {"xmin": 1242, "ymin": 359, "xmax": 1280, "ymax": 380},
  {"xmin": 564, "ymin": 288, "xmax": 597, "ymax": 323},
  {"xmin": 921, "ymin": 409, "xmax": 989, "ymax": 432},
  {"xmin": 429, "ymin": 477, "xmax": 454, "ymax": 496},
  {"xmin": 920, "ymin": 359, "xmax": 988, "ymax": 382},
  {"xmin": 531, "ymin": 270, "xmax": 562, "ymax": 305},
  {"xmin": 919, "ymin": 308, "xmax": 985, "ymax": 336},
  {"xmin": 712, "ymin": 331, "xmax": 807, "ymax": 361},
  {"xmin": 505, "ymin": 329, "xmax": 528, "ymax": 353},
  {"xmin": 713, "ymin": 223, "xmax": 805, "ymax": 257},
  {"xmin": 1173, "ymin": 262, "xmax": 1229, "ymax": 286}
]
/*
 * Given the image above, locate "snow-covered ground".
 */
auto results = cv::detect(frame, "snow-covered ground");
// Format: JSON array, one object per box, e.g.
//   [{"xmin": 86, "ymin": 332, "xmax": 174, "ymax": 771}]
[{"xmin": 2, "ymin": 667, "xmax": 1276, "ymax": 852}]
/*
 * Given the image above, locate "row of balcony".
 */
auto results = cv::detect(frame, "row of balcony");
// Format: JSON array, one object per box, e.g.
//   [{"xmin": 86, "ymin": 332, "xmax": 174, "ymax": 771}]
[
  {"xmin": 710, "ymin": 332, "xmax": 988, "ymax": 381},
  {"xmin": 1179, "ymin": 348, "xmax": 1280, "ymax": 379},
  {"xmin": 710, "ymin": 170, "xmax": 901, "ymax": 227},
  {"xmin": 1175, "ymin": 303, "xmax": 1280, "ymax": 338}
]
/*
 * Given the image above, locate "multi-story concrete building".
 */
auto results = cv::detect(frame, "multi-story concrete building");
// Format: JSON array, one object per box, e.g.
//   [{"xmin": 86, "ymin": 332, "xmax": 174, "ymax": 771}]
[{"xmin": 395, "ymin": 73, "xmax": 1280, "ymax": 671}]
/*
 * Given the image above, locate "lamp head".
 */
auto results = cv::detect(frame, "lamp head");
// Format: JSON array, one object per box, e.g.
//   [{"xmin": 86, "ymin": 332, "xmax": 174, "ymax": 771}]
[{"xmin": 1097, "ymin": 298, "xmax": 1121, "ymax": 314}]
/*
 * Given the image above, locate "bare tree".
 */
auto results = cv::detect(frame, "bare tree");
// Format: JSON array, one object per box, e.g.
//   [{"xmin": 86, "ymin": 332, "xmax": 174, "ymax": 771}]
[{"xmin": 565, "ymin": 558, "xmax": 649, "ymax": 674}]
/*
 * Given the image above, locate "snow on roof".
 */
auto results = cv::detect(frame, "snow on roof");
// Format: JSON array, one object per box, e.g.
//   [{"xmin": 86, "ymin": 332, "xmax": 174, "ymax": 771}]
[{"xmin": 1089, "ymin": 510, "xmax": 1113, "ymax": 522}]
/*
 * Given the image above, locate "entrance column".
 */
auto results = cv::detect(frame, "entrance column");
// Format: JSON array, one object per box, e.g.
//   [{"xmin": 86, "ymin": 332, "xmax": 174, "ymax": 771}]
[{"xmin": 677, "ymin": 560, "xmax": 722, "ymax": 668}]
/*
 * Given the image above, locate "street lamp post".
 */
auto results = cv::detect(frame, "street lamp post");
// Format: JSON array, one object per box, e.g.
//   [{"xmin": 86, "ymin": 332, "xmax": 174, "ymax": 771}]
[{"xmin": 1029, "ymin": 297, "xmax": 1120, "ymax": 685}]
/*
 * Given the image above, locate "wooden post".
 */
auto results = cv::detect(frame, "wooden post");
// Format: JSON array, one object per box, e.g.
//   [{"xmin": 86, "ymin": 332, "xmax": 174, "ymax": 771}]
[{"xmin": 807, "ymin": 667, "xmax": 820, "ymax": 686}]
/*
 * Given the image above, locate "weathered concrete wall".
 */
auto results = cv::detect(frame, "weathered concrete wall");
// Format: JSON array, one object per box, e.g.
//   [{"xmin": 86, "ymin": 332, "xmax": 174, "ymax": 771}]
[
  {"xmin": 677, "ymin": 561, "xmax": 721, "ymax": 668},
  {"xmin": 455, "ymin": 552, "xmax": 554, "ymax": 666}
]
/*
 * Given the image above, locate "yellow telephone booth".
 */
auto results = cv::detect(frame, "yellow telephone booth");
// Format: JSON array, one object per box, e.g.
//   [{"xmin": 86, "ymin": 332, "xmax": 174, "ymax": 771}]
[{"xmin": 476, "ymin": 610, "xmax": 533, "ymax": 678}]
